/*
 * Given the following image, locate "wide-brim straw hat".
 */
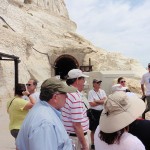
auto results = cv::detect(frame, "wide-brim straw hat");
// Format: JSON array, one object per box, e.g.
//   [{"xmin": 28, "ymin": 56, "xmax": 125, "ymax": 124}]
[{"xmin": 100, "ymin": 91, "xmax": 145, "ymax": 133}]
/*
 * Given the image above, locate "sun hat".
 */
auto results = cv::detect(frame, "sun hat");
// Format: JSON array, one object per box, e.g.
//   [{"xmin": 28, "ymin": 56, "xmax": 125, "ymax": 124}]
[
  {"xmin": 111, "ymin": 84, "xmax": 127, "ymax": 92},
  {"xmin": 67, "ymin": 69, "xmax": 89, "ymax": 79},
  {"xmin": 93, "ymin": 79, "xmax": 102, "ymax": 84},
  {"xmin": 41, "ymin": 77, "xmax": 77, "ymax": 93},
  {"xmin": 100, "ymin": 91, "xmax": 145, "ymax": 133}
]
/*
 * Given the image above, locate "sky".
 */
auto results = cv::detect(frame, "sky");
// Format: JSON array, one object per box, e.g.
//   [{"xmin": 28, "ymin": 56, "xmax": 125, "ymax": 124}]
[{"xmin": 65, "ymin": 0, "xmax": 150, "ymax": 68}]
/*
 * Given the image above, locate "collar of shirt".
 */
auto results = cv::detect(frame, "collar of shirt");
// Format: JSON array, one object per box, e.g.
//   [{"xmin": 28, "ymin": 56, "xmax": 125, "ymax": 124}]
[
  {"xmin": 40, "ymin": 101, "xmax": 61, "ymax": 119},
  {"xmin": 77, "ymin": 90, "xmax": 83, "ymax": 97}
]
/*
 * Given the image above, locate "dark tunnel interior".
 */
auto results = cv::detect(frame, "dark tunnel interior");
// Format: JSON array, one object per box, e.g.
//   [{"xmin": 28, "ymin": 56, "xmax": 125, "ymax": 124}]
[{"xmin": 55, "ymin": 57, "xmax": 78, "ymax": 80}]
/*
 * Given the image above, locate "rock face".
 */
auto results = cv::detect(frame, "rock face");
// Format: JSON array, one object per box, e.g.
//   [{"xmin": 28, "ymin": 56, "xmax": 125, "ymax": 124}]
[{"xmin": 0, "ymin": 0, "xmax": 147, "ymax": 99}]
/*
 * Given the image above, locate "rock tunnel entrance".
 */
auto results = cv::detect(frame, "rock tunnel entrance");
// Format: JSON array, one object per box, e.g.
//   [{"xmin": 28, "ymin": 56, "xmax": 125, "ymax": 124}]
[{"xmin": 54, "ymin": 55, "xmax": 79, "ymax": 80}]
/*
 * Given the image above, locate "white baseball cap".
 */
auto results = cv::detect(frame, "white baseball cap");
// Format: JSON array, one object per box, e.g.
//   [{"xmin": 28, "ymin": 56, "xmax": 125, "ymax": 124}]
[
  {"xmin": 112, "ymin": 84, "xmax": 127, "ymax": 92},
  {"xmin": 67, "ymin": 69, "xmax": 89, "ymax": 79}
]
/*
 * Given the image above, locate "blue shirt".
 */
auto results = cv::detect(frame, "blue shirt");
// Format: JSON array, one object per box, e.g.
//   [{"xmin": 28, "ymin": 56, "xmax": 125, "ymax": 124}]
[{"xmin": 16, "ymin": 101, "xmax": 72, "ymax": 150}]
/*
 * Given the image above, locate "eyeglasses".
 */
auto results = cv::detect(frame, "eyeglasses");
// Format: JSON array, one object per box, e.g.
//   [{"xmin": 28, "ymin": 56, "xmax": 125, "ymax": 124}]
[
  {"xmin": 26, "ymin": 84, "xmax": 32, "ymax": 86},
  {"xmin": 120, "ymin": 81, "xmax": 126, "ymax": 83},
  {"xmin": 96, "ymin": 82, "xmax": 101, "ymax": 85}
]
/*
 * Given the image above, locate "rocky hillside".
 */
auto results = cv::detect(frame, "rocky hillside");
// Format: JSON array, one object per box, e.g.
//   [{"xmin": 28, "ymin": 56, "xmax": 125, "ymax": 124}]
[{"xmin": 0, "ymin": 0, "xmax": 146, "ymax": 99}]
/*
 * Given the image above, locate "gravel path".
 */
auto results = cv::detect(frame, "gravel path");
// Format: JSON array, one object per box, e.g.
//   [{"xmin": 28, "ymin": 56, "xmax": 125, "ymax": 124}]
[{"xmin": 0, "ymin": 101, "xmax": 15, "ymax": 150}]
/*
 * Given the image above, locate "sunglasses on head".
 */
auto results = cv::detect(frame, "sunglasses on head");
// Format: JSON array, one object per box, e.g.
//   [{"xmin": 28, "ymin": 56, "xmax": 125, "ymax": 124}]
[
  {"xmin": 26, "ymin": 84, "xmax": 32, "ymax": 86},
  {"xmin": 120, "ymin": 81, "xmax": 126, "ymax": 83}
]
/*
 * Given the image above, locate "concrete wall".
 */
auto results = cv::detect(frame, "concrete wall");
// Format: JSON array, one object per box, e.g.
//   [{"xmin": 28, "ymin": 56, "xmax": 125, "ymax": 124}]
[{"xmin": 83, "ymin": 71, "xmax": 135, "ymax": 96}]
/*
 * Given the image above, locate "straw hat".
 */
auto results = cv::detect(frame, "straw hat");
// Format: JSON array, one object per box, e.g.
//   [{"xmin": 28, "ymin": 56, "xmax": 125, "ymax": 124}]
[{"xmin": 100, "ymin": 91, "xmax": 145, "ymax": 133}]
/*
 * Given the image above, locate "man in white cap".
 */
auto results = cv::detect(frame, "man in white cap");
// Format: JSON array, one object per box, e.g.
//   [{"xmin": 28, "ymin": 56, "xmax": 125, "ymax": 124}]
[{"xmin": 62, "ymin": 69, "xmax": 89, "ymax": 150}]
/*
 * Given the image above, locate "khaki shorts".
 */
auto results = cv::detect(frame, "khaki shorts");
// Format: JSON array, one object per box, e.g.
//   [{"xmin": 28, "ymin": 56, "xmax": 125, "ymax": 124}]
[{"xmin": 69, "ymin": 134, "xmax": 89, "ymax": 150}]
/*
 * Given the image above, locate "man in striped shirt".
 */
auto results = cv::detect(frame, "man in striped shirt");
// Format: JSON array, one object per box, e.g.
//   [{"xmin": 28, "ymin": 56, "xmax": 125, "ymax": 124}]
[{"xmin": 62, "ymin": 69, "xmax": 89, "ymax": 150}]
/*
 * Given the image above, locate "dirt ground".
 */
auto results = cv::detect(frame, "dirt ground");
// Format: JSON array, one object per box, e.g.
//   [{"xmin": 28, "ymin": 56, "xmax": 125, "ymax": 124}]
[{"xmin": 0, "ymin": 101, "xmax": 15, "ymax": 150}]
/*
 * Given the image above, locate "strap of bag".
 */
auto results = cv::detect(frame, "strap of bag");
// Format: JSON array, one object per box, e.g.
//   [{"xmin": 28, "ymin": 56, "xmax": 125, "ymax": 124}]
[
  {"xmin": 94, "ymin": 90, "xmax": 102, "ymax": 99},
  {"xmin": 7, "ymin": 98, "xmax": 15, "ymax": 111},
  {"xmin": 83, "ymin": 101, "xmax": 96, "ymax": 120},
  {"xmin": 83, "ymin": 101, "xmax": 88, "ymax": 110}
]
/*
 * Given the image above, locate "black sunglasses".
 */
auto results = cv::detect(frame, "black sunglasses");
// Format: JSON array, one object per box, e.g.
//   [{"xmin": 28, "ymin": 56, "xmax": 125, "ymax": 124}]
[
  {"xmin": 26, "ymin": 84, "xmax": 32, "ymax": 86},
  {"xmin": 120, "ymin": 81, "xmax": 126, "ymax": 83}
]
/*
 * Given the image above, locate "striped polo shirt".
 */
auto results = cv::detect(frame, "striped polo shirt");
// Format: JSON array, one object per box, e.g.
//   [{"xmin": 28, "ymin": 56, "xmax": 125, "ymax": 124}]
[{"xmin": 61, "ymin": 91, "xmax": 89, "ymax": 133}]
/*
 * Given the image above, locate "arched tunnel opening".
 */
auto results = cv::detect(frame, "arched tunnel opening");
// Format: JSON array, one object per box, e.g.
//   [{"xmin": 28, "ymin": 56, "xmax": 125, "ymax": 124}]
[{"xmin": 54, "ymin": 55, "xmax": 79, "ymax": 80}]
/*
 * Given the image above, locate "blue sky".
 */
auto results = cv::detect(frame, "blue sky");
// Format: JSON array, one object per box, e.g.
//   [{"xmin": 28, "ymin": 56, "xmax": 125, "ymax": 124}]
[{"xmin": 65, "ymin": 0, "xmax": 150, "ymax": 67}]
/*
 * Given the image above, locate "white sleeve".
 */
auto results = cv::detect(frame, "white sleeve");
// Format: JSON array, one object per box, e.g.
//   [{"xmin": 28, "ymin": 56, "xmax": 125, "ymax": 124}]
[
  {"xmin": 141, "ymin": 75, "xmax": 145, "ymax": 84},
  {"xmin": 88, "ymin": 90, "xmax": 94, "ymax": 102},
  {"xmin": 101, "ymin": 90, "xmax": 107, "ymax": 98}
]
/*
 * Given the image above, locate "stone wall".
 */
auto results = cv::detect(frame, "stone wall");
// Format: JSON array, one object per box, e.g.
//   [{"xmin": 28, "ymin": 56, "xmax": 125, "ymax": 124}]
[{"xmin": 0, "ymin": 0, "xmax": 147, "ymax": 100}]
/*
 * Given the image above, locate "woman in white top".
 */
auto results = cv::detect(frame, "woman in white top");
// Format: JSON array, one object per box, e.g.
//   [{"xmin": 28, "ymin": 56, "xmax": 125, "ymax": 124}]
[{"xmin": 94, "ymin": 91, "xmax": 146, "ymax": 150}]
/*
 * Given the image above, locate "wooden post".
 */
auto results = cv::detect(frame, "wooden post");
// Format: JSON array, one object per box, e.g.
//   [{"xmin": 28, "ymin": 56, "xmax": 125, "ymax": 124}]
[
  {"xmin": 89, "ymin": 58, "xmax": 91, "ymax": 66},
  {"xmin": 14, "ymin": 59, "xmax": 20, "ymax": 95}
]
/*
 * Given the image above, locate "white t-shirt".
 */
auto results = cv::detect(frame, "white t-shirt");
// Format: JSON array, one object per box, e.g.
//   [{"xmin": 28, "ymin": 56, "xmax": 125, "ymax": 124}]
[
  {"xmin": 94, "ymin": 125, "xmax": 145, "ymax": 150},
  {"xmin": 141, "ymin": 72, "xmax": 150, "ymax": 96},
  {"xmin": 22, "ymin": 92, "xmax": 40, "ymax": 103},
  {"xmin": 88, "ymin": 89, "xmax": 106, "ymax": 110}
]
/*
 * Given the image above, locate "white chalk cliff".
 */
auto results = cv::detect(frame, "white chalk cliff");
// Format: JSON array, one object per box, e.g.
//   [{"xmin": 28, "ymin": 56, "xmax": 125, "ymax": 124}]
[{"xmin": 0, "ymin": 0, "xmax": 147, "ymax": 99}]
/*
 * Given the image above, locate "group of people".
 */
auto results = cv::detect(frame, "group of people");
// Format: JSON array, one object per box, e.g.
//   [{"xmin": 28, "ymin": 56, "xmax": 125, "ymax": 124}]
[{"xmin": 6, "ymin": 62, "xmax": 150, "ymax": 150}]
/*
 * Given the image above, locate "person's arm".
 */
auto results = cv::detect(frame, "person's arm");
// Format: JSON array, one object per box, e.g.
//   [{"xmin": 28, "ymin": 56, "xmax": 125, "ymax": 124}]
[
  {"xmin": 73, "ymin": 122, "xmax": 89, "ymax": 150},
  {"xmin": 88, "ymin": 90, "xmax": 100, "ymax": 107},
  {"xmin": 23, "ymin": 101, "xmax": 33, "ymax": 110},
  {"xmin": 22, "ymin": 91, "xmax": 35, "ymax": 110},
  {"xmin": 22, "ymin": 91, "xmax": 36, "ymax": 104},
  {"xmin": 89, "ymin": 101, "xmax": 99, "ymax": 107},
  {"xmin": 94, "ymin": 98, "xmax": 105, "ymax": 105},
  {"xmin": 94, "ymin": 90, "xmax": 107, "ymax": 105}
]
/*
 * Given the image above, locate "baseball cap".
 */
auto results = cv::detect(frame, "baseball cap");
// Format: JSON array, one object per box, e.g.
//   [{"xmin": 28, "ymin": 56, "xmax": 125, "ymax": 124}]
[
  {"xmin": 67, "ymin": 69, "xmax": 89, "ymax": 79},
  {"xmin": 41, "ymin": 77, "xmax": 77, "ymax": 93},
  {"xmin": 93, "ymin": 79, "xmax": 102, "ymax": 83}
]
